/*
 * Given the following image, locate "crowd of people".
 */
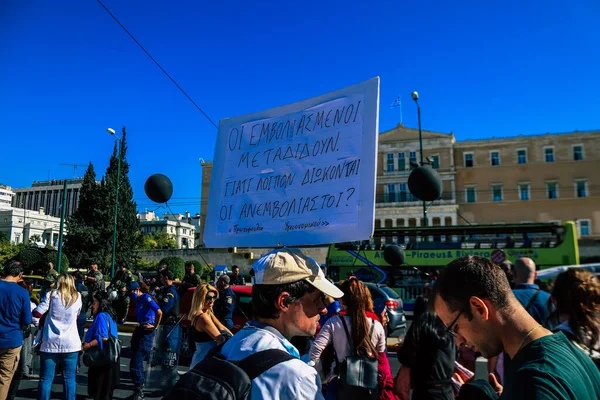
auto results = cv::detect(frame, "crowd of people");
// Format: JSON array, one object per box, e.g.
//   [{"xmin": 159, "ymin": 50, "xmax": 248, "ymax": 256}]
[{"xmin": 1, "ymin": 251, "xmax": 600, "ymax": 399}]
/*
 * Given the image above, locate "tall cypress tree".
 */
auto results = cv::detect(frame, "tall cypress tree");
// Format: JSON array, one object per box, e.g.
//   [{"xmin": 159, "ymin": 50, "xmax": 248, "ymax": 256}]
[
  {"xmin": 104, "ymin": 127, "xmax": 139, "ymax": 271},
  {"xmin": 65, "ymin": 163, "xmax": 108, "ymax": 268}
]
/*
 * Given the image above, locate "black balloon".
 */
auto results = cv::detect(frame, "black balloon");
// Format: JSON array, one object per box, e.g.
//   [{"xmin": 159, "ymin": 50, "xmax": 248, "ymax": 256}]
[
  {"xmin": 408, "ymin": 166, "xmax": 443, "ymax": 202},
  {"xmin": 383, "ymin": 245, "xmax": 405, "ymax": 266},
  {"xmin": 144, "ymin": 174, "xmax": 173, "ymax": 203}
]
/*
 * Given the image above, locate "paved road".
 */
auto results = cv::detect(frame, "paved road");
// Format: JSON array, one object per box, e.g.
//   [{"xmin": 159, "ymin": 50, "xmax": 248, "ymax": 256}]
[{"xmin": 14, "ymin": 333, "xmax": 189, "ymax": 400}]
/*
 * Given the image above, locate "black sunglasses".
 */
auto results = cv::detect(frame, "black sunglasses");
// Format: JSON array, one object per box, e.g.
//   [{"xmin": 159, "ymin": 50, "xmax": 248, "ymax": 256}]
[
  {"xmin": 446, "ymin": 304, "xmax": 469, "ymax": 337},
  {"xmin": 205, "ymin": 295, "xmax": 217, "ymax": 301}
]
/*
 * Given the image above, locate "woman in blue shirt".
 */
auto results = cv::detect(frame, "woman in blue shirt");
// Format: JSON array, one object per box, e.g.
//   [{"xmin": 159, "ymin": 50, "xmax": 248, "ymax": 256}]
[
  {"xmin": 82, "ymin": 293, "xmax": 119, "ymax": 400},
  {"xmin": 128, "ymin": 282, "xmax": 162, "ymax": 400}
]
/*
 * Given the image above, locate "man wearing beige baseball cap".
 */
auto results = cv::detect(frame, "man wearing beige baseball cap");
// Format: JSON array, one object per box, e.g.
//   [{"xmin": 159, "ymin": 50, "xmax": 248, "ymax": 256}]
[{"xmin": 220, "ymin": 248, "xmax": 343, "ymax": 399}]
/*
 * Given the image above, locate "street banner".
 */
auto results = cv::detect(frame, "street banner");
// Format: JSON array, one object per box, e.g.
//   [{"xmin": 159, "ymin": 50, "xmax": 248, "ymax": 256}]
[{"xmin": 205, "ymin": 77, "xmax": 380, "ymax": 247}]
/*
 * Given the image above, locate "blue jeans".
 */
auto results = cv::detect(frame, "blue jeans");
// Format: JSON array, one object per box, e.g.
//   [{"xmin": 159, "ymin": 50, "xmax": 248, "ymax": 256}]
[
  {"xmin": 38, "ymin": 352, "xmax": 78, "ymax": 400},
  {"xmin": 130, "ymin": 326, "xmax": 156, "ymax": 388}
]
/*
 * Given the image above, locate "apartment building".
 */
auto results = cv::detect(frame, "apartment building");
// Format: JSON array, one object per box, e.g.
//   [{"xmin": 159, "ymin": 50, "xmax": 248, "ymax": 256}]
[{"xmin": 12, "ymin": 179, "xmax": 84, "ymax": 218}]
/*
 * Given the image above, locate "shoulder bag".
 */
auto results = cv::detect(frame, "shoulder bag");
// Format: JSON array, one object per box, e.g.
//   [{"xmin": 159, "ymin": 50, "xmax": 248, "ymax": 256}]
[
  {"xmin": 336, "ymin": 316, "xmax": 379, "ymax": 399},
  {"xmin": 83, "ymin": 314, "xmax": 122, "ymax": 367}
]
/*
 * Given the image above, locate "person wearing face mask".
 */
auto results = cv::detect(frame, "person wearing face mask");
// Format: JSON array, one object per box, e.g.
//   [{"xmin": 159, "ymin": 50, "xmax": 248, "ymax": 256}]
[{"xmin": 188, "ymin": 284, "xmax": 232, "ymax": 369}]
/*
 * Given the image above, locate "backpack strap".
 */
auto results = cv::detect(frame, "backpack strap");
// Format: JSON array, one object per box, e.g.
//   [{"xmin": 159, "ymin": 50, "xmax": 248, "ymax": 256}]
[
  {"xmin": 236, "ymin": 349, "xmax": 295, "ymax": 380},
  {"xmin": 524, "ymin": 289, "xmax": 540, "ymax": 312}
]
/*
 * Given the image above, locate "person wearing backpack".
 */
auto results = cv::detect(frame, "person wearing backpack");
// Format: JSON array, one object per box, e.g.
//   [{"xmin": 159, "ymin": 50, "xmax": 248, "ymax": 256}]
[
  {"xmin": 165, "ymin": 248, "xmax": 343, "ymax": 400},
  {"xmin": 309, "ymin": 277, "xmax": 390, "ymax": 400},
  {"xmin": 550, "ymin": 268, "xmax": 600, "ymax": 369}
]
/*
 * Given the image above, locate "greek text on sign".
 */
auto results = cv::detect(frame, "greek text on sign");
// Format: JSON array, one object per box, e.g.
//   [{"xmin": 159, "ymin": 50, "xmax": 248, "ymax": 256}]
[{"xmin": 204, "ymin": 78, "xmax": 379, "ymax": 247}]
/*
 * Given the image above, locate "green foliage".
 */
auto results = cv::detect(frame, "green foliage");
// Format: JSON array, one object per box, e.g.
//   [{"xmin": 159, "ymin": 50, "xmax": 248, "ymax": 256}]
[
  {"xmin": 65, "ymin": 162, "xmax": 109, "ymax": 269},
  {"xmin": 28, "ymin": 235, "xmax": 42, "ymax": 244},
  {"xmin": 18, "ymin": 246, "xmax": 46, "ymax": 269},
  {"xmin": 133, "ymin": 258, "xmax": 156, "ymax": 272},
  {"xmin": 0, "ymin": 241, "xmax": 20, "ymax": 266},
  {"xmin": 159, "ymin": 256, "xmax": 185, "ymax": 280},
  {"xmin": 136, "ymin": 231, "xmax": 176, "ymax": 250},
  {"xmin": 0, "ymin": 232, "xmax": 9, "ymax": 243}
]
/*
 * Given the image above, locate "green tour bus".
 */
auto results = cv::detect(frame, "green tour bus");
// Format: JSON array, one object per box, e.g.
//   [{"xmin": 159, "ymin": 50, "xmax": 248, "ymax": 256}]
[{"xmin": 326, "ymin": 221, "xmax": 579, "ymax": 310}]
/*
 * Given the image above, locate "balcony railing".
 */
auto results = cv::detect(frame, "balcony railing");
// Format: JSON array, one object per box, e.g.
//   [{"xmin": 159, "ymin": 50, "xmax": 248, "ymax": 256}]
[{"xmin": 376, "ymin": 193, "xmax": 455, "ymax": 207}]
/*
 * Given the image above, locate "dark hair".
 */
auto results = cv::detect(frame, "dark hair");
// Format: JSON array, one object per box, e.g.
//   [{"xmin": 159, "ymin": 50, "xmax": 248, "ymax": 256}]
[
  {"xmin": 398, "ymin": 311, "xmax": 453, "ymax": 362},
  {"xmin": 432, "ymin": 256, "xmax": 512, "ymax": 318},
  {"xmin": 73, "ymin": 271, "xmax": 83, "ymax": 281},
  {"xmin": 3, "ymin": 260, "xmax": 23, "ymax": 277},
  {"xmin": 340, "ymin": 278, "xmax": 379, "ymax": 359},
  {"xmin": 552, "ymin": 268, "xmax": 600, "ymax": 349},
  {"xmin": 93, "ymin": 293, "xmax": 118, "ymax": 321},
  {"xmin": 252, "ymin": 280, "xmax": 315, "ymax": 319},
  {"xmin": 185, "ymin": 262, "xmax": 193, "ymax": 267},
  {"xmin": 139, "ymin": 282, "xmax": 159, "ymax": 305},
  {"xmin": 161, "ymin": 270, "xmax": 174, "ymax": 281},
  {"xmin": 232, "ymin": 265, "xmax": 239, "ymax": 271}
]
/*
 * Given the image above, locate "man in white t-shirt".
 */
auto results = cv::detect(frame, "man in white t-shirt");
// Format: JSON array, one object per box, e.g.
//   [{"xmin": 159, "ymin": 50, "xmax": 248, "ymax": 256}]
[{"xmin": 220, "ymin": 248, "xmax": 344, "ymax": 400}]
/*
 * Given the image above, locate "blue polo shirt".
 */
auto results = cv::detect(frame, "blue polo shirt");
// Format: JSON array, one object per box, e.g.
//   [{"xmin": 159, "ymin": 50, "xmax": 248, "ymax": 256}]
[
  {"xmin": 0, "ymin": 280, "xmax": 32, "ymax": 349},
  {"xmin": 513, "ymin": 283, "xmax": 551, "ymax": 325},
  {"xmin": 131, "ymin": 292, "xmax": 160, "ymax": 325}
]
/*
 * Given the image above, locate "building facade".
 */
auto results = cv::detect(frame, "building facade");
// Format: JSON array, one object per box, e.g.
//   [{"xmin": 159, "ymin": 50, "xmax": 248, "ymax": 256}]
[
  {"xmin": 0, "ymin": 207, "xmax": 63, "ymax": 245},
  {"xmin": 376, "ymin": 125, "xmax": 459, "ymax": 244},
  {"xmin": 138, "ymin": 211, "xmax": 196, "ymax": 249},
  {"xmin": 12, "ymin": 179, "xmax": 84, "ymax": 218},
  {"xmin": 0, "ymin": 185, "xmax": 15, "ymax": 210},
  {"xmin": 199, "ymin": 126, "xmax": 600, "ymax": 248},
  {"xmin": 454, "ymin": 130, "xmax": 600, "ymax": 239},
  {"xmin": 198, "ymin": 160, "xmax": 212, "ymax": 246}
]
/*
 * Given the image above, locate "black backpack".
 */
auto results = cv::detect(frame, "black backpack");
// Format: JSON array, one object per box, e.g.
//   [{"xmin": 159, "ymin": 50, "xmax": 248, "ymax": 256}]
[{"xmin": 163, "ymin": 346, "xmax": 294, "ymax": 400}]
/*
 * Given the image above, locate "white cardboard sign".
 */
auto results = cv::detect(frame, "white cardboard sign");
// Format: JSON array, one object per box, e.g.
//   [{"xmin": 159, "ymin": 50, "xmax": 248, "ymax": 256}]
[{"xmin": 204, "ymin": 77, "xmax": 379, "ymax": 247}]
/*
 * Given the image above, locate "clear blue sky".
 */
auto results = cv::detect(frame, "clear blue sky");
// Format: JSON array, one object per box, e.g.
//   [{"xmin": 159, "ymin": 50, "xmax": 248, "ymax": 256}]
[{"xmin": 1, "ymin": 0, "xmax": 599, "ymax": 214}]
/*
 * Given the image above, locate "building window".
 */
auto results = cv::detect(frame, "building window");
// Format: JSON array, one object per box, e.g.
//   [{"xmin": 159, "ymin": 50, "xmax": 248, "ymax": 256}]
[
  {"xmin": 464, "ymin": 153, "xmax": 474, "ymax": 168},
  {"xmin": 490, "ymin": 151, "xmax": 500, "ymax": 166},
  {"xmin": 465, "ymin": 187, "xmax": 477, "ymax": 203},
  {"xmin": 387, "ymin": 154, "xmax": 394, "ymax": 172},
  {"xmin": 397, "ymin": 152, "xmax": 405, "ymax": 171},
  {"xmin": 544, "ymin": 146, "xmax": 555, "ymax": 162},
  {"xmin": 519, "ymin": 184, "xmax": 530, "ymax": 201},
  {"xmin": 517, "ymin": 149, "xmax": 527, "ymax": 164},
  {"xmin": 431, "ymin": 155, "xmax": 440, "ymax": 169},
  {"xmin": 492, "ymin": 185, "xmax": 503, "ymax": 202},
  {"xmin": 573, "ymin": 145, "xmax": 584, "ymax": 161},
  {"xmin": 579, "ymin": 220, "xmax": 591, "ymax": 236},
  {"xmin": 409, "ymin": 151, "xmax": 417, "ymax": 169},
  {"xmin": 386, "ymin": 184, "xmax": 396, "ymax": 202},
  {"xmin": 399, "ymin": 183, "xmax": 409, "ymax": 202},
  {"xmin": 575, "ymin": 180, "xmax": 588, "ymax": 198},
  {"xmin": 547, "ymin": 183, "xmax": 558, "ymax": 199}
]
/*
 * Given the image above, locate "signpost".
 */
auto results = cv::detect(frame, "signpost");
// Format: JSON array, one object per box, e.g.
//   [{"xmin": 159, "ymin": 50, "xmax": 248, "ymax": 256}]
[
  {"xmin": 205, "ymin": 78, "xmax": 380, "ymax": 247},
  {"xmin": 491, "ymin": 249, "xmax": 506, "ymax": 264}
]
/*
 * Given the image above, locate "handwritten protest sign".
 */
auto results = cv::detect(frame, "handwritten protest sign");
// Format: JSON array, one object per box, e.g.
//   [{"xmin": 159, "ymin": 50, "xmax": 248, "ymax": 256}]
[{"xmin": 204, "ymin": 77, "xmax": 379, "ymax": 247}]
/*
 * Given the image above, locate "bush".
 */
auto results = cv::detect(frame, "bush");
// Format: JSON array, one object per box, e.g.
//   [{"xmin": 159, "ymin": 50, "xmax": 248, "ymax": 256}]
[
  {"xmin": 159, "ymin": 256, "xmax": 185, "ymax": 280},
  {"xmin": 133, "ymin": 259, "xmax": 156, "ymax": 272},
  {"xmin": 18, "ymin": 246, "xmax": 46, "ymax": 273}
]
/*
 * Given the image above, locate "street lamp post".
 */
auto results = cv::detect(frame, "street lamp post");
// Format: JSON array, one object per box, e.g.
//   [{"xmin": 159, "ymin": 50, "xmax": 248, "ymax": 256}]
[
  {"xmin": 107, "ymin": 128, "xmax": 122, "ymax": 279},
  {"xmin": 411, "ymin": 91, "xmax": 428, "ymax": 227}
]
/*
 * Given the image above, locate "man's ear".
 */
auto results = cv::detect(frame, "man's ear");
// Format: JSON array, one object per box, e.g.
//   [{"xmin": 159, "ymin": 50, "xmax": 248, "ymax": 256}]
[
  {"xmin": 469, "ymin": 296, "xmax": 491, "ymax": 321},
  {"xmin": 276, "ymin": 292, "xmax": 291, "ymax": 313}
]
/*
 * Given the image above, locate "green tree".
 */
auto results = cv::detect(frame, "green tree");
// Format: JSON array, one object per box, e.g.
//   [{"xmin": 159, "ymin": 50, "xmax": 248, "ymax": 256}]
[
  {"xmin": 28, "ymin": 234, "xmax": 42, "ymax": 244},
  {"xmin": 104, "ymin": 127, "xmax": 139, "ymax": 271},
  {"xmin": 0, "ymin": 241, "xmax": 20, "ymax": 266},
  {"xmin": 65, "ymin": 163, "xmax": 109, "ymax": 269},
  {"xmin": 154, "ymin": 231, "xmax": 176, "ymax": 249},
  {"xmin": 159, "ymin": 256, "xmax": 185, "ymax": 280}
]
